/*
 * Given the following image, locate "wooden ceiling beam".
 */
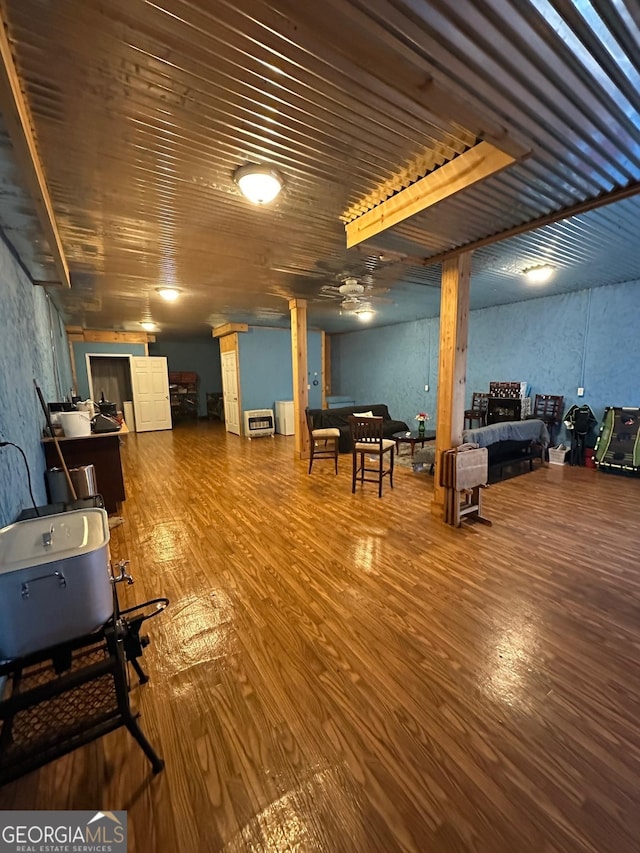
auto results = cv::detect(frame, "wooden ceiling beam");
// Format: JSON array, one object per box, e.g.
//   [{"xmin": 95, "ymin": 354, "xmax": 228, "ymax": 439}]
[
  {"xmin": 422, "ymin": 179, "xmax": 640, "ymax": 267},
  {"xmin": 65, "ymin": 328, "xmax": 154, "ymax": 345},
  {"xmin": 212, "ymin": 323, "xmax": 249, "ymax": 338},
  {"xmin": 345, "ymin": 142, "xmax": 517, "ymax": 249},
  {"xmin": 0, "ymin": 11, "xmax": 71, "ymax": 288}
]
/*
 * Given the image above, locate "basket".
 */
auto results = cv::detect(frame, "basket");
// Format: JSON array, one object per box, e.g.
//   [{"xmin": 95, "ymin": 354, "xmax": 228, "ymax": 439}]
[{"xmin": 548, "ymin": 446, "xmax": 569, "ymax": 465}]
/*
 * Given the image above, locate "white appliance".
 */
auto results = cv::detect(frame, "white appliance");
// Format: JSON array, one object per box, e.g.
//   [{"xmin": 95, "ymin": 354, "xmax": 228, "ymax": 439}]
[
  {"xmin": 275, "ymin": 400, "xmax": 295, "ymax": 435},
  {"xmin": 0, "ymin": 508, "xmax": 113, "ymax": 660},
  {"xmin": 243, "ymin": 409, "xmax": 275, "ymax": 438}
]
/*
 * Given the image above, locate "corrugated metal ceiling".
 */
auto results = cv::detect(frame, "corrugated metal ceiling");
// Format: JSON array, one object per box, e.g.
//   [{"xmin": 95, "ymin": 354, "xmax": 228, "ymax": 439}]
[{"xmin": 0, "ymin": 0, "xmax": 639, "ymax": 333}]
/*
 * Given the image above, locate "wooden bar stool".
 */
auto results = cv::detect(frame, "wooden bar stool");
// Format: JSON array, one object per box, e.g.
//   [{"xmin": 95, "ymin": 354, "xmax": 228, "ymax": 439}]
[{"xmin": 306, "ymin": 409, "xmax": 340, "ymax": 474}]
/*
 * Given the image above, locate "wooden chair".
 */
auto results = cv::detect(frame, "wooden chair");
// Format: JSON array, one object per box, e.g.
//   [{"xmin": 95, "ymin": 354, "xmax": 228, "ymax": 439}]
[
  {"xmin": 532, "ymin": 394, "xmax": 564, "ymax": 426},
  {"xmin": 348, "ymin": 415, "xmax": 395, "ymax": 497},
  {"xmin": 464, "ymin": 392, "xmax": 489, "ymax": 429},
  {"xmin": 306, "ymin": 409, "xmax": 340, "ymax": 474},
  {"xmin": 532, "ymin": 394, "xmax": 564, "ymax": 448}
]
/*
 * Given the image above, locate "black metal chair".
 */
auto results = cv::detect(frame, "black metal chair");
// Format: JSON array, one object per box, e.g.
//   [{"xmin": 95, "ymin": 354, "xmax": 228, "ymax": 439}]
[{"xmin": 348, "ymin": 415, "xmax": 395, "ymax": 497}]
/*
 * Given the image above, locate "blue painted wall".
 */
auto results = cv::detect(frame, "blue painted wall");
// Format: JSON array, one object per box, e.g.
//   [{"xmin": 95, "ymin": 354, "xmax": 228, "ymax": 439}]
[
  {"xmin": 0, "ymin": 240, "xmax": 72, "ymax": 526},
  {"xmin": 238, "ymin": 327, "xmax": 323, "ymax": 414},
  {"xmin": 332, "ymin": 280, "xmax": 640, "ymax": 443},
  {"xmin": 73, "ymin": 341, "xmax": 146, "ymax": 400},
  {"xmin": 149, "ymin": 337, "xmax": 222, "ymax": 416},
  {"xmin": 332, "ymin": 318, "xmax": 439, "ymax": 428}
]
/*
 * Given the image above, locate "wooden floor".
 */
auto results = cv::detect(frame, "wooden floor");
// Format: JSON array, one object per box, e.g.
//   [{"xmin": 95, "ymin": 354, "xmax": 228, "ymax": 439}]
[{"xmin": 2, "ymin": 421, "xmax": 640, "ymax": 852}]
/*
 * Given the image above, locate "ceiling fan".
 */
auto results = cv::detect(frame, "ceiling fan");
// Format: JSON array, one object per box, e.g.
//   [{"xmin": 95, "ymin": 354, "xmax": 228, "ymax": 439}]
[{"xmin": 317, "ymin": 274, "xmax": 392, "ymax": 317}]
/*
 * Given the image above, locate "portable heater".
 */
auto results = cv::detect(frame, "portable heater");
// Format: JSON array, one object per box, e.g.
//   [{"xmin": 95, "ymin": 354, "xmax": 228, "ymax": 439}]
[{"xmin": 243, "ymin": 408, "xmax": 275, "ymax": 438}]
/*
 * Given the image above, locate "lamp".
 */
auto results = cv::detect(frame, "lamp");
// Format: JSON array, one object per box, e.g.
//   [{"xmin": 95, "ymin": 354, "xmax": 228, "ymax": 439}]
[
  {"xmin": 234, "ymin": 163, "xmax": 283, "ymax": 204},
  {"xmin": 140, "ymin": 320, "xmax": 157, "ymax": 332},
  {"xmin": 524, "ymin": 264, "xmax": 554, "ymax": 284},
  {"xmin": 156, "ymin": 286, "xmax": 180, "ymax": 302}
]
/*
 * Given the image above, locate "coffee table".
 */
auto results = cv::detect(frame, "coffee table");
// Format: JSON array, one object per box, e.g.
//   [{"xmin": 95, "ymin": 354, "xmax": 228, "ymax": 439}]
[{"xmin": 393, "ymin": 430, "xmax": 436, "ymax": 456}]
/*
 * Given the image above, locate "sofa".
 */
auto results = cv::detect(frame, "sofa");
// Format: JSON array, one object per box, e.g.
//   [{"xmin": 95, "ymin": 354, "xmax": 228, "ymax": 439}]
[
  {"xmin": 307, "ymin": 404, "xmax": 410, "ymax": 453},
  {"xmin": 462, "ymin": 419, "xmax": 550, "ymax": 477}
]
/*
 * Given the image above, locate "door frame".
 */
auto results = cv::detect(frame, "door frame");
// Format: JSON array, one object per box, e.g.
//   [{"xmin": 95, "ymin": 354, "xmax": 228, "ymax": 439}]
[
  {"xmin": 220, "ymin": 346, "xmax": 242, "ymax": 435},
  {"xmin": 85, "ymin": 354, "xmax": 172, "ymax": 433},
  {"xmin": 85, "ymin": 353, "xmax": 134, "ymax": 404}
]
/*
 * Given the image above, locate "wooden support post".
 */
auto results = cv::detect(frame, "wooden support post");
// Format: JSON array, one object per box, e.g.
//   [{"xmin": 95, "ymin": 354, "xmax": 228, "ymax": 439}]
[
  {"xmin": 289, "ymin": 299, "xmax": 309, "ymax": 460},
  {"xmin": 432, "ymin": 253, "xmax": 471, "ymax": 518},
  {"xmin": 321, "ymin": 331, "xmax": 330, "ymax": 409}
]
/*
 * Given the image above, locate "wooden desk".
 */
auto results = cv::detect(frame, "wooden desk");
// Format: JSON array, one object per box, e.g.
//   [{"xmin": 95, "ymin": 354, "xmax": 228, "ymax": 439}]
[{"xmin": 42, "ymin": 424, "xmax": 128, "ymax": 514}]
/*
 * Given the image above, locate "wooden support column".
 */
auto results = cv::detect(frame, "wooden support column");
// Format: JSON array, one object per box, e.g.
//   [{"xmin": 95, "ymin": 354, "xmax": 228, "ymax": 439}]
[
  {"xmin": 432, "ymin": 253, "xmax": 472, "ymax": 518},
  {"xmin": 289, "ymin": 299, "xmax": 309, "ymax": 460},
  {"xmin": 321, "ymin": 331, "xmax": 331, "ymax": 409}
]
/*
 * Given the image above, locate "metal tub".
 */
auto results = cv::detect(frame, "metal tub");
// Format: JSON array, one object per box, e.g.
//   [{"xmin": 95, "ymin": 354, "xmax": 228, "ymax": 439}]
[{"xmin": 0, "ymin": 508, "xmax": 112, "ymax": 660}]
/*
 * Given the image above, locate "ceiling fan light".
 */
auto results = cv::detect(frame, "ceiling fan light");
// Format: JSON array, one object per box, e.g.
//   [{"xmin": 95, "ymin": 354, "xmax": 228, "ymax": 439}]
[
  {"xmin": 140, "ymin": 320, "xmax": 157, "ymax": 332},
  {"xmin": 524, "ymin": 263, "xmax": 554, "ymax": 284},
  {"xmin": 356, "ymin": 305, "xmax": 374, "ymax": 321},
  {"xmin": 234, "ymin": 164, "xmax": 283, "ymax": 204}
]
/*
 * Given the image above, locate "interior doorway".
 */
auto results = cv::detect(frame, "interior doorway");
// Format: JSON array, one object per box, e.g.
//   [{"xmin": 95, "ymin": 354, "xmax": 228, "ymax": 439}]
[{"xmin": 87, "ymin": 355, "xmax": 133, "ymax": 411}]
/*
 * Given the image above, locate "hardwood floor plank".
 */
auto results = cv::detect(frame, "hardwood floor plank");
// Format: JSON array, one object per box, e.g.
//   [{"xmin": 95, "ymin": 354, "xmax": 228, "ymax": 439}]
[{"xmin": 2, "ymin": 422, "xmax": 640, "ymax": 852}]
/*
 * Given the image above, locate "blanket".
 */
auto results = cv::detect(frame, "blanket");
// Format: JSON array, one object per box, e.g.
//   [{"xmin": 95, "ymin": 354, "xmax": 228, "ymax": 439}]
[{"xmin": 462, "ymin": 418, "xmax": 550, "ymax": 448}]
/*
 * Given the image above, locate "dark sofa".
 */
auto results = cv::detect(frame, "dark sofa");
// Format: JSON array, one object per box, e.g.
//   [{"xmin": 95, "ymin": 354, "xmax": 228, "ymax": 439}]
[
  {"xmin": 462, "ymin": 419, "xmax": 550, "ymax": 477},
  {"xmin": 307, "ymin": 404, "xmax": 409, "ymax": 453}
]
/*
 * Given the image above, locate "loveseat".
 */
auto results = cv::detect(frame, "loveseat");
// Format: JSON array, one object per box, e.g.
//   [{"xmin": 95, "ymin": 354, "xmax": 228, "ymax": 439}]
[{"xmin": 307, "ymin": 404, "xmax": 409, "ymax": 453}]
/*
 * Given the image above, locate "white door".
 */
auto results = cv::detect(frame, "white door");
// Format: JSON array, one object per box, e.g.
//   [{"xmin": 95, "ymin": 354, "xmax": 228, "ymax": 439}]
[
  {"xmin": 221, "ymin": 351, "xmax": 240, "ymax": 435},
  {"xmin": 130, "ymin": 356, "xmax": 172, "ymax": 432}
]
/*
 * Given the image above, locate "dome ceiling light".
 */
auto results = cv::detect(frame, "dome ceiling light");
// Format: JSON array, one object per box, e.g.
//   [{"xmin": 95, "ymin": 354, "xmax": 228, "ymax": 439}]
[
  {"xmin": 140, "ymin": 320, "xmax": 157, "ymax": 332},
  {"xmin": 156, "ymin": 286, "xmax": 181, "ymax": 302},
  {"xmin": 524, "ymin": 263, "xmax": 554, "ymax": 284},
  {"xmin": 233, "ymin": 163, "xmax": 283, "ymax": 204}
]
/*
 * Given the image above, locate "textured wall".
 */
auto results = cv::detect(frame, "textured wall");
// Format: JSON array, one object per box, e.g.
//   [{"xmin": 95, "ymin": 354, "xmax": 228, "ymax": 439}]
[
  {"xmin": 332, "ymin": 280, "xmax": 640, "ymax": 442},
  {"xmin": 0, "ymin": 240, "xmax": 72, "ymax": 527},
  {"xmin": 332, "ymin": 317, "xmax": 439, "ymax": 427},
  {"xmin": 149, "ymin": 337, "xmax": 222, "ymax": 416},
  {"xmin": 238, "ymin": 327, "xmax": 323, "ymax": 414}
]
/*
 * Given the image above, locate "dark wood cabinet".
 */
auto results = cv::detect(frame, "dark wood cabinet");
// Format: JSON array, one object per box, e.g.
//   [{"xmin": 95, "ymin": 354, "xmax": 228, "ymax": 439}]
[{"xmin": 43, "ymin": 429, "xmax": 127, "ymax": 514}]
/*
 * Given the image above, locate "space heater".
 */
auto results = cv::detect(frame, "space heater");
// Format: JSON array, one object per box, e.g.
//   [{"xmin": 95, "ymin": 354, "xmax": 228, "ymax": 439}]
[{"xmin": 243, "ymin": 408, "xmax": 275, "ymax": 438}]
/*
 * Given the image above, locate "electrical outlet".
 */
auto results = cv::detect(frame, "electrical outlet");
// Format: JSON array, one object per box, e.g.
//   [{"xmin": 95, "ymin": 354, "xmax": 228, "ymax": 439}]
[
  {"xmin": 424, "ymin": 384, "xmax": 429, "ymax": 392},
  {"xmin": 577, "ymin": 387, "xmax": 584, "ymax": 397}
]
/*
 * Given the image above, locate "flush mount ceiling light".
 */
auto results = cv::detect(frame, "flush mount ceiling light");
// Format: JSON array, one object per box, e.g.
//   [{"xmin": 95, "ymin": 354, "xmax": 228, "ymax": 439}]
[
  {"xmin": 140, "ymin": 320, "xmax": 157, "ymax": 332},
  {"xmin": 156, "ymin": 286, "xmax": 181, "ymax": 302},
  {"xmin": 233, "ymin": 163, "xmax": 283, "ymax": 204},
  {"xmin": 524, "ymin": 263, "xmax": 554, "ymax": 284}
]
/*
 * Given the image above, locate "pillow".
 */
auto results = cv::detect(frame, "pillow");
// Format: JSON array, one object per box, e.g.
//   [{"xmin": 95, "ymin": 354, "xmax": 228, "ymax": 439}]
[{"xmin": 353, "ymin": 410, "xmax": 374, "ymax": 417}]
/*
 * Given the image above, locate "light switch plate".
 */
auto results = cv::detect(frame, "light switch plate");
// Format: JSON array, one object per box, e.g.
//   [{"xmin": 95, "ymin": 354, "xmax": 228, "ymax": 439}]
[
  {"xmin": 424, "ymin": 384, "xmax": 429, "ymax": 392},
  {"xmin": 577, "ymin": 387, "xmax": 584, "ymax": 397}
]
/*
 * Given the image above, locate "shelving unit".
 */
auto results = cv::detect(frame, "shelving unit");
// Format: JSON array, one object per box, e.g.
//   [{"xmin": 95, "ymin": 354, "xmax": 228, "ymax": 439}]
[{"xmin": 169, "ymin": 371, "xmax": 199, "ymax": 421}]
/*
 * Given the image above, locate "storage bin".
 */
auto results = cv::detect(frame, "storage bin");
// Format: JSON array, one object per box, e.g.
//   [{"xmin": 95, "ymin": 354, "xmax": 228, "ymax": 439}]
[
  {"xmin": 548, "ymin": 446, "xmax": 569, "ymax": 465},
  {"xmin": 0, "ymin": 508, "xmax": 112, "ymax": 660},
  {"xmin": 59, "ymin": 410, "xmax": 92, "ymax": 437},
  {"xmin": 47, "ymin": 465, "xmax": 98, "ymax": 504}
]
